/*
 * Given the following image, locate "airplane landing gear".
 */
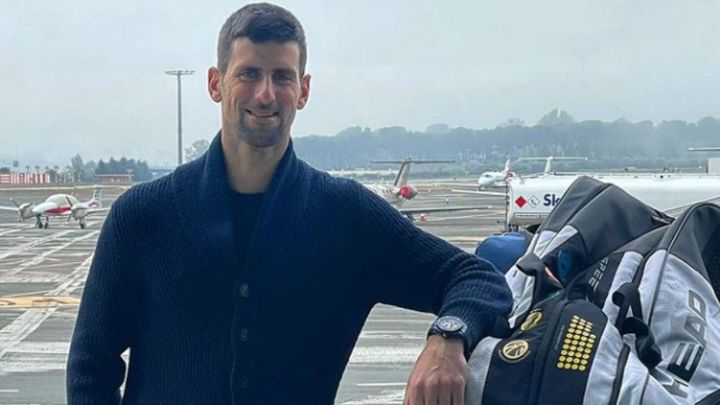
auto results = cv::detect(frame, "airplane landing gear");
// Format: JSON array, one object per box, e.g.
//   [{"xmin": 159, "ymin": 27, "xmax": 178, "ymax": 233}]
[{"xmin": 79, "ymin": 220, "xmax": 86, "ymax": 229}]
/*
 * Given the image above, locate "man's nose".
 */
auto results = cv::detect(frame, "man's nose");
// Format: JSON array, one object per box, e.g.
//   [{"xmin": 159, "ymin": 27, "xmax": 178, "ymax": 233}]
[{"xmin": 254, "ymin": 76, "xmax": 276, "ymax": 105}]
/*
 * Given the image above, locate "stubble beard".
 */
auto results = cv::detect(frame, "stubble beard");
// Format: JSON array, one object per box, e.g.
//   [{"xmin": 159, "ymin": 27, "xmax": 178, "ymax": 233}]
[{"xmin": 232, "ymin": 108, "xmax": 289, "ymax": 149}]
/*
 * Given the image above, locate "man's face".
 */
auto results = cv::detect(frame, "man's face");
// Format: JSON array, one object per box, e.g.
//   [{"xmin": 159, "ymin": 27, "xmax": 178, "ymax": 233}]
[{"xmin": 209, "ymin": 38, "xmax": 310, "ymax": 148}]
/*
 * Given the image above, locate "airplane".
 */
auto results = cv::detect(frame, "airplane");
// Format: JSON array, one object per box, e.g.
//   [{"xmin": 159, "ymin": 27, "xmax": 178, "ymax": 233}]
[
  {"xmin": 455, "ymin": 150, "xmax": 720, "ymax": 230},
  {"xmin": 359, "ymin": 158, "xmax": 495, "ymax": 220},
  {"xmin": 477, "ymin": 159, "xmax": 515, "ymax": 189},
  {"xmin": 451, "ymin": 155, "xmax": 588, "ymax": 195},
  {"xmin": 0, "ymin": 187, "xmax": 110, "ymax": 229}
]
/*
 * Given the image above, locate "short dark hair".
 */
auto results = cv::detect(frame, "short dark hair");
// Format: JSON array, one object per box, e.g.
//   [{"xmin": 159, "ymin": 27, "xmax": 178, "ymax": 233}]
[{"xmin": 217, "ymin": 3, "xmax": 307, "ymax": 75}]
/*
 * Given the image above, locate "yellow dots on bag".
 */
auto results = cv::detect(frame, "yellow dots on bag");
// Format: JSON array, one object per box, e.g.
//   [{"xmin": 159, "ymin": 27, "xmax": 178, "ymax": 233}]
[{"xmin": 556, "ymin": 315, "xmax": 597, "ymax": 372}]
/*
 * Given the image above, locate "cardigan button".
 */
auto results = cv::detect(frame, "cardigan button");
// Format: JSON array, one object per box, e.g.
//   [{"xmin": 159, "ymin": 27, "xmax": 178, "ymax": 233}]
[
  {"xmin": 238, "ymin": 283, "xmax": 249, "ymax": 298},
  {"xmin": 240, "ymin": 328, "xmax": 249, "ymax": 342}
]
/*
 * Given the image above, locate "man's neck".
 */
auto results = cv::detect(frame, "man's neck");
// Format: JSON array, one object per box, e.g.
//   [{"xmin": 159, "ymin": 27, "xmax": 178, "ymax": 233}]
[{"xmin": 221, "ymin": 131, "xmax": 290, "ymax": 194}]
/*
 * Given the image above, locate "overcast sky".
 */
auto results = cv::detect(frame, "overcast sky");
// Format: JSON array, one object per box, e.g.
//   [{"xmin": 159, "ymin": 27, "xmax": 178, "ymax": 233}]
[{"xmin": 2, "ymin": 1, "xmax": 719, "ymax": 166}]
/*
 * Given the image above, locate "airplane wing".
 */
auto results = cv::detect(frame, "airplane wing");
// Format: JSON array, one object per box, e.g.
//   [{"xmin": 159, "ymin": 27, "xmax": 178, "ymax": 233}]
[
  {"xmin": 0, "ymin": 205, "xmax": 19, "ymax": 211},
  {"xmin": 85, "ymin": 208, "xmax": 111, "ymax": 215},
  {"xmin": 399, "ymin": 205, "xmax": 496, "ymax": 215},
  {"xmin": 450, "ymin": 189, "xmax": 507, "ymax": 197}
]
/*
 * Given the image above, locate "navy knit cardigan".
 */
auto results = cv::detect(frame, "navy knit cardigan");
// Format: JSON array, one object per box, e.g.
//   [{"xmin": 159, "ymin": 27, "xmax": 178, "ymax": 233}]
[{"xmin": 67, "ymin": 134, "xmax": 512, "ymax": 404}]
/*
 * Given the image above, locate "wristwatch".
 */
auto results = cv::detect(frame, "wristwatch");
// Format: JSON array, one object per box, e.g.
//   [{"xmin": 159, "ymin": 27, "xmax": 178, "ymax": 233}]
[{"xmin": 427, "ymin": 316, "xmax": 470, "ymax": 358}]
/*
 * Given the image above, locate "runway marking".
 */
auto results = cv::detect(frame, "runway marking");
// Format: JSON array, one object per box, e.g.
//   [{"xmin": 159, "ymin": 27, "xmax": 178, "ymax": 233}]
[
  {"xmin": 0, "ymin": 296, "xmax": 80, "ymax": 309},
  {"xmin": 0, "ymin": 389, "xmax": 19, "ymax": 393},
  {"xmin": 0, "ymin": 228, "xmax": 23, "ymax": 237},
  {"xmin": 340, "ymin": 390, "xmax": 404, "ymax": 404},
  {"xmin": 0, "ymin": 254, "xmax": 92, "ymax": 359},
  {"xmin": 7, "ymin": 231, "xmax": 98, "ymax": 275},
  {"xmin": 0, "ymin": 230, "xmax": 76, "ymax": 261},
  {"xmin": 348, "ymin": 346, "xmax": 422, "ymax": 364},
  {"xmin": 356, "ymin": 383, "xmax": 405, "ymax": 387},
  {"xmin": 444, "ymin": 237, "xmax": 486, "ymax": 243}
]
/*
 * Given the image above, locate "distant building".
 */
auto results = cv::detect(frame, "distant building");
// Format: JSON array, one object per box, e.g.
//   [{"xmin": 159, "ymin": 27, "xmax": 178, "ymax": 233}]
[
  {"xmin": 0, "ymin": 171, "xmax": 50, "ymax": 184},
  {"xmin": 94, "ymin": 173, "xmax": 133, "ymax": 185},
  {"xmin": 709, "ymin": 157, "xmax": 720, "ymax": 174}
]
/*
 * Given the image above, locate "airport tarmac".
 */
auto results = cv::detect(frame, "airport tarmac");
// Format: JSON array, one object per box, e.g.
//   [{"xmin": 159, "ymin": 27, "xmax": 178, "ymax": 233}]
[{"xmin": 0, "ymin": 182, "xmax": 506, "ymax": 404}]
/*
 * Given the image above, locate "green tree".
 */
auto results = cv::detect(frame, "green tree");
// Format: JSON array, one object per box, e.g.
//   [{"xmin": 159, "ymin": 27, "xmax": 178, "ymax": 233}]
[{"xmin": 185, "ymin": 139, "xmax": 210, "ymax": 162}]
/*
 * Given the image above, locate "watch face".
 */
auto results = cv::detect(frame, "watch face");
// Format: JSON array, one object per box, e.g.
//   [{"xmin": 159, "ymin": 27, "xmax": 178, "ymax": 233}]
[{"xmin": 437, "ymin": 316, "xmax": 464, "ymax": 333}]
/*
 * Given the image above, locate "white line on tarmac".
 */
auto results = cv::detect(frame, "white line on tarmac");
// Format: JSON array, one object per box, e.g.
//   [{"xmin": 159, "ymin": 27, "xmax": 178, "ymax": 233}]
[
  {"xmin": 8, "ymin": 231, "xmax": 98, "ymax": 275},
  {"xmin": 356, "ymin": 383, "xmax": 405, "ymax": 387},
  {"xmin": 0, "ymin": 228, "xmax": 22, "ymax": 237},
  {"xmin": 0, "ymin": 230, "xmax": 76, "ymax": 261},
  {"xmin": 0, "ymin": 254, "xmax": 93, "ymax": 359},
  {"xmin": 0, "ymin": 389, "xmax": 20, "ymax": 393},
  {"xmin": 340, "ymin": 390, "xmax": 404, "ymax": 405}
]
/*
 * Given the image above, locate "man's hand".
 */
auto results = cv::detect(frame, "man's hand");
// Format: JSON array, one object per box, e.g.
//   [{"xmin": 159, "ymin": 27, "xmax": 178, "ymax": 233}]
[{"xmin": 404, "ymin": 335, "xmax": 467, "ymax": 405}]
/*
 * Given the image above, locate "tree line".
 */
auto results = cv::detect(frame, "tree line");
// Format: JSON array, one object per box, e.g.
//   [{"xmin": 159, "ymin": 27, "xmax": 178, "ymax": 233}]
[{"xmin": 293, "ymin": 111, "xmax": 720, "ymax": 174}]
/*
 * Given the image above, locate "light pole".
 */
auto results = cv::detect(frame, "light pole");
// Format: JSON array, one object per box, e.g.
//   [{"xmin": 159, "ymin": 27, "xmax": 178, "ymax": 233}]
[{"xmin": 165, "ymin": 69, "xmax": 194, "ymax": 166}]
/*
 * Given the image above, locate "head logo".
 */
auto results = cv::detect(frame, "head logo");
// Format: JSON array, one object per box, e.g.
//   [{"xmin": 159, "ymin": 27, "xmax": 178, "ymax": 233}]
[
  {"xmin": 520, "ymin": 310, "xmax": 543, "ymax": 331},
  {"xmin": 500, "ymin": 339, "xmax": 530, "ymax": 362},
  {"xmin": 515, "ymin": 196, "xmax": 527, "ymax": 208}
]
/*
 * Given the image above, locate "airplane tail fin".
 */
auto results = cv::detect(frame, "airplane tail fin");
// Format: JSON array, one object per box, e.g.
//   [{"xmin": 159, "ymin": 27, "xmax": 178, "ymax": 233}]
[
  {"xmin": 370, "ymin": 159, "xmax": 454, "ymax": 187},
  {"xmin": 394, "ymin": 160, "xmax": 412, "ymax": 187},
  {"xmin": 91, "ymin": 186, "xmax": 103, "ymax": 208}
]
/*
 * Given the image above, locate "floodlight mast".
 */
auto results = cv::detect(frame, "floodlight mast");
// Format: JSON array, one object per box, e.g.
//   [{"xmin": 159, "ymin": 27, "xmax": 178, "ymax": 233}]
[{"xmin": 165, "ymin": 69, "xmax": 194, "ymax": 165}]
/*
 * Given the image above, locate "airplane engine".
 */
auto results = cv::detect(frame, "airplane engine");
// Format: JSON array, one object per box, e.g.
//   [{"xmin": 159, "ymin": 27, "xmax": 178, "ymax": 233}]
[
  {"xmin": 399, "ymin": 185, "xmax": 418, "ymax": 200},
  {"xmin": 18, "ymin": 203, "xmax": 34, "ymax": 221}
]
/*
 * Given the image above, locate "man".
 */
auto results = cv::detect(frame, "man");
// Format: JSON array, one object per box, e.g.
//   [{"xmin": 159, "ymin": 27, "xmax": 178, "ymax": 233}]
[{"xmin": 66, "ymin": 3, "xmax": 511, "ymax": 404}]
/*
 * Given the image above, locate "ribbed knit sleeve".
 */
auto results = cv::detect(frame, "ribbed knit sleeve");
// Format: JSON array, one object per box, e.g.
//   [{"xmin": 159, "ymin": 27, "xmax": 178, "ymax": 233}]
[
  {"xmin": 66, "ymin": 205, "xmax": 137, "ymax": 404},
  {"xmin": 345, "ymin": 181, "xmax": 512, "ymax": 349}
]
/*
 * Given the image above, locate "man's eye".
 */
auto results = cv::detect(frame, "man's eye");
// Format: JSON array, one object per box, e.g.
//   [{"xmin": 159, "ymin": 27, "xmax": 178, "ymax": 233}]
[
  {"xmin": 275, "ymin": 73, "xmax": 295, "ymax": 83},
  {"xmin": 239, "ymin": 71, "xmax": 260, "ymax": 81}
]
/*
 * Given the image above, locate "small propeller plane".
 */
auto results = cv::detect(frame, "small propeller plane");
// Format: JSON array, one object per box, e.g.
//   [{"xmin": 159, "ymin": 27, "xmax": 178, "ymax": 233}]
[{"xmin": 0, "ymin": 187, "xmax": 110, "ymax": 229}]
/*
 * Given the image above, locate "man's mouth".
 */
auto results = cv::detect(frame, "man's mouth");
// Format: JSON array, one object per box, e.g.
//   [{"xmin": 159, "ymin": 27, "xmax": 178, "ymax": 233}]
[{"xmin": 246, "ymin": 109, "xmax": 278, "ymax": 118}]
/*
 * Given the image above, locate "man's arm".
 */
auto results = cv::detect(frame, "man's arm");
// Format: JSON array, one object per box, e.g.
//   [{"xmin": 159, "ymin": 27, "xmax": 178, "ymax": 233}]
[
  {"xmin": 346, "ymin": 182, "xmax": 512, "ymax": 404},
  {"xmin": 66, "ymin": 210, "xmax": 136, "ymax": 404}
]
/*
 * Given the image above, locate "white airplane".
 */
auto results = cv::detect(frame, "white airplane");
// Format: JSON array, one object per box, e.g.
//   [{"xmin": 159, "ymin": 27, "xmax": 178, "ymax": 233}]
[
  {"xmin": 359, "ymin": 159, "xmax": 494, "ymax": 220},
  {"xmin": 455, "ymin": 150, "xmax": 720, "ymax": 230},
  {"xmin": 0, "ymin": 187, "xmax": 109, "ymax": 229},
  {"xmin": 512, "ymin": 156, "xmax": 588, "ymax": 177},
  {"xmin": 451, "ymin": 156, "xmax": 587, "ymax": 195},
  {"xmin": 477, "ymin": 159, "xmax": 514, "ymax": 189}
]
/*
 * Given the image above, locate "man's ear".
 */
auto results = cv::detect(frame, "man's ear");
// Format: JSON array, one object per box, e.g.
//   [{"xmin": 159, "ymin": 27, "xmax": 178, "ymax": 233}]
[
  {"xmin": 208, "ymin": 67, "xmax": 223, "ymax": 103},
  {"xmin": 297, "ymin": 74, "xmax": 311, "ymax": 110}
]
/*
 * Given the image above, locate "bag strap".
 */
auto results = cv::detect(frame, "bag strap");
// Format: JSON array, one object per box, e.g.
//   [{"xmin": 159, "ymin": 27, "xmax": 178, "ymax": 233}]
[{"xmin": 612, "ymin": 283, "xmax": 662, "ymax": 369}]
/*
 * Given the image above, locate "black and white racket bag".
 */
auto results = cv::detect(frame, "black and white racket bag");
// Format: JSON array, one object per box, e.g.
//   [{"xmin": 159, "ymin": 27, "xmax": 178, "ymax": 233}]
[{"xmin": 467, "ymin": 176, "xmax": 720, "ymax": 404}]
